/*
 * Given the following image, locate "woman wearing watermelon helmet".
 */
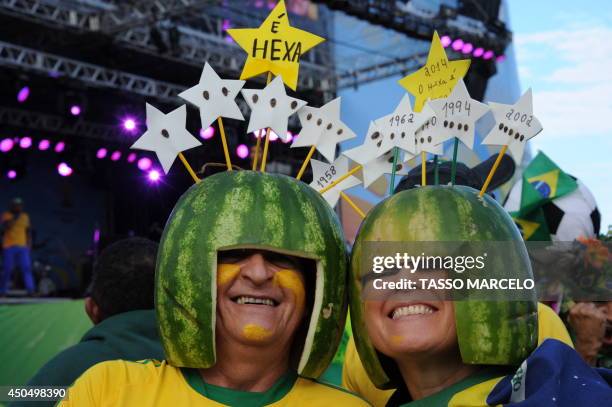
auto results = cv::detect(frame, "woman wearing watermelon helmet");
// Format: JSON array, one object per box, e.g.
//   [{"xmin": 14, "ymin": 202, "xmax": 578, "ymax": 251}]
[
  {"xmin": 348, "ymin": 184, "xmax": 612, "ymax": 406},
  {"xmin": 59, "ymin": 171, "xmax": 369, "ymax": 406}
]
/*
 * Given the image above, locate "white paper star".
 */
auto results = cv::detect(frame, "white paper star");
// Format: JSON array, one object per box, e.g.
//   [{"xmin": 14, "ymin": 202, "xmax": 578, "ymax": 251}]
[
  {"xmin": 291, "ymin": 97, "xmax": 356, "ymax": 162},
  {"xmin": 309, "ymin": 156, "xmax": 361, "ymax": 207},
  {"xmin": 178, "ymin": 62, "xmax": 246, "ymax": 129},
  {"xmin": 130, "ymin": 104, "xmax": 201, "ymax": 174},
  {"xmin": 375, "ymin": 94, "xmax": 429, "ymax": 156},
  {"xmin": 481, "ymin": 88, "xmax": 543, "ymax": 163},
  {"xmin": 342, "ymin": 121, "xmax": 391, "ymax": 165},
  {"xmin": 413, "ymin": 103, "xmax": 445, "ymax": 156},
  {"xmin": 359, "ymin": 149, "xmax": 410, "ymax": 188},
  {"xmin": 427, "ymin": 80, "xmax": 489, "ymax": 149},
  {"xmin": 241, "ymin": 75, "xmax": 307, "ymax": 141}
]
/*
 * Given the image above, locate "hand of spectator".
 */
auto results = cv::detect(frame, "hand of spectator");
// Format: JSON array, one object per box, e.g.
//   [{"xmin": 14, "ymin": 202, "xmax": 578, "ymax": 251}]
[{"xmin": 568, "ymin": 302, "xmax": 606, "ymax": 365}]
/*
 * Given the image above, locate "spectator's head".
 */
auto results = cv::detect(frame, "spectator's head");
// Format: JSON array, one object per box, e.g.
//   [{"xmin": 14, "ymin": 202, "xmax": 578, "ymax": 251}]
[
  {"xmin": 85, "ymin": 237, "xmax": 158, "ymax": 324},
  {"xmin": 10, "ymin": 197, "xmax": 23, "ymax": 213},
  {"xmin": 394, "ymin": 153, "xmax": 516, "ymax": 196}
]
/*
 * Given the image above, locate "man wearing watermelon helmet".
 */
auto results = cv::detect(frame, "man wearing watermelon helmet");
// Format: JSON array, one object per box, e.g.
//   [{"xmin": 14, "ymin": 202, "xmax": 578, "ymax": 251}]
[
  {"xmin": 348, "ymin": 185, "xmax": 612, "ymax": 406},
  {"xmin": 59, "ymin": 171, "xmax": 368, "ymax": 406}
]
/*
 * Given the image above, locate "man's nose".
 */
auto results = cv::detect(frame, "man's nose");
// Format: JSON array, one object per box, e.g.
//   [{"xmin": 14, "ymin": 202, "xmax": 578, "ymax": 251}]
[{"xmin": 241, "ymin": 253, "xmax": 274, "ymax": 285}]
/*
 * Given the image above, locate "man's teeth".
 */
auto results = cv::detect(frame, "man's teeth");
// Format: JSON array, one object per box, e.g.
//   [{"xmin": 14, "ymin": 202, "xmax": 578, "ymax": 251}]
[
  {"xmin": 392, "ymin": 304, "xmax": 435, "ymax": 319},
  {"xmin": 235, "ymin": 296, "xmax": 275, "ymax": 306}
]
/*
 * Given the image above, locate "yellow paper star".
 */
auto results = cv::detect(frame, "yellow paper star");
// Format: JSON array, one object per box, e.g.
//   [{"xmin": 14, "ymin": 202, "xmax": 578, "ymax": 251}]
[
  {"xmin": 398, "ymin": 31, "xmax": 471, "ymax": 112},
  {"xmin": 227, "ymin": 0, "xmax": 325, "ymax": 90}
]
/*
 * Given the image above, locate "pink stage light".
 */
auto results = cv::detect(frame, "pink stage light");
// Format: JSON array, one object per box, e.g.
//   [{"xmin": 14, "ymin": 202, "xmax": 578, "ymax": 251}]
[
  {"xmin": 496, "ymin": 55, "xmax": 506, "ymax": 63},
  {"xmin": 253, "ymin": 129, "xmax": 265, "ymax": 139},
  {"xmin": 123, "ymin": 118, "xmax": 137, "ymax": 131},
  {"xmin": 70, "ymin": 105, "xmax": 81, "ymax": 116},
  {"xmin": 57, "ymin": 162, "xmax": 73, "ymax": 177},
  {"xmin": 461, "ymin": 43, "xmax": 474, "ymax": 54},
  {"xmin": 148, "ymin": 169, "xmax": 161, "ymax": 182},
  {"xmin": 451, "ymin": 39, "xmax": 464, "ymax": 51},
  {"xmin": 127, "ymin": 152, "xmax": 137, "ymax": 163},
  {"xmin": 282, "ymin": 131, "xmax": 293, "ymax": 144},
  {"xmin": 7, "ymin": 170, "xmax": 17, "ymax": 179},
  {"xmin": 236, "ymin": 144, "xmax": 249, "ymax": 159},
  {"xmin": 200, "ymin": 126, "xmax": 215, "ymax": 140},
  {"xmin": 96, "ymin": 148, "xmax": 107, "ymax": 159},
  {"xmin": 483, "ymin": 50, "xmax": 494, "ymax": 60},
  {"xmin": 473, "ymin": 47, "xmax": 484, "ymax": 57},
  {"xmin": 19, "ymin": 137, "xmax": 32, "ymax": 149},
  {"xmin": 0, "ymin": 138, "xmax": 14, "ymax": 153},
  {"xmin": 138, "ymin": 157, "xmax": 152, "ymax": 171},
  {"xmin": 54, "ymin": 141, "xmax": 66, "ymax": 153},
  {"xmin": 440, "ymin": 35, "xmax": 452, "ymax": 48},
  {"xmin": 38, "ymin": 139, "xmax": 50, "ymax": 151},
  {"xmin": 269, "ymin": 130, "xmax": 279, "ymax": 142},
  {"xmin": 17, "ymin": 86, "xmax": 30, "ymax": 103},
  {"xmin": 110, "ymin": 151, "xmax": 122, "ymax": 161}
]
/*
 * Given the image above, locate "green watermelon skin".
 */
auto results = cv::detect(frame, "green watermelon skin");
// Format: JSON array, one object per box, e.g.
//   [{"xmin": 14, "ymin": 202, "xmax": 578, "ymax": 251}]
[
  {"xmin": 350, "ymin": 185, "xmax": 538, "ymax": 389},
  {"xmin": 155, "ymin": 170, "xmax": 348, "ymax": 378}
]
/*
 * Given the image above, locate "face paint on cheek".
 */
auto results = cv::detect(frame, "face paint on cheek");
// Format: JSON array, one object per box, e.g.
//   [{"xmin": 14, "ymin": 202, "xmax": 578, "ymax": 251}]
[
  {"xmin": 391, "ymin": 335, "xmax": 403, "ymax": 345},
  {"xmin": 242, "ymin": 324, "xmax": 273, "ymax": 341},
  {"xmin": 274, "ymin": 269, "xmax": 306, "ymax": 311},
  {"xmin": 217, "ymin": 263, "xmax": 241, "ymax": 286}
]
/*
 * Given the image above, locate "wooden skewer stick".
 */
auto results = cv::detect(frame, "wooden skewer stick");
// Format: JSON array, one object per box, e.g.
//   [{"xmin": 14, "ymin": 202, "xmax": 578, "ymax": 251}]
[
  {"xmin": 218, "ymin": 117, "xmax": 232, "ymax": 171},
  {"xmin": 319, "ymin": 165, "xmax": 362, "ymax": 194},
  {"xmin": 296, "ymin": 145, "xmax": 316, "ymax": 181},
  {"xmin": 252, "ymin": 135, "xmax": 262, "ymax": 170},
  {"xmin": 421, "ymin": 151, "xmax": 426, "ymax": 186},
  {"xmin": 178, "ymin": 152, "xmax": 200, "ymax": 183},
  {"xmin": 340, "ymin": 192, "xmax": 365, "ymax": 219},
  {"xmin": 259, "ymin": 127, "xmax": 272, "ymax": 172},
  {"xmin": 479, "ymin": 145, "xmax": 507, "ymax": 197}
]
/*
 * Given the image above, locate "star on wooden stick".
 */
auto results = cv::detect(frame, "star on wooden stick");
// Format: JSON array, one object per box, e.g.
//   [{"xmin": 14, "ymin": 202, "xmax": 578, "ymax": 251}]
[
  {"xmin": 178, "ymin": 62, "xmax": 245, "ymax": 128},
  {"xmin": 375, "ymin": 93, "xmax": 429, "ymax": 155},
  {"xmin": 226, "ymin": 0, "xmax": 324, "ymax": 90},
  {"xmin": 481, "ymin": 89, "xmax": 543, "ymax": 163},
  {"xmin": 310, "ymin": 156, "xmax": 361, "ymax": 207},
  {"xmin": 130, "ymin": 104, "xmax": 201, "ymax": 174},
  {"xmin": 241, "ymin": 75, "xmax": 307, "ymax": 141},
  {"xmin": 291, "ymin": 97, "xmax": 356, "ymax": 162},
  {"xmin": 343, "ymin": 121, "xmax": 393, "ymax": 165}
]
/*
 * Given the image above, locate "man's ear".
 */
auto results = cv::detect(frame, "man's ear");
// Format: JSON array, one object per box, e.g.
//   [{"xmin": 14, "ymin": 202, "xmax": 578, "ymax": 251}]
[{"xmin": 85, "ymin": 297, "xmax": 102, "ymax": 324}]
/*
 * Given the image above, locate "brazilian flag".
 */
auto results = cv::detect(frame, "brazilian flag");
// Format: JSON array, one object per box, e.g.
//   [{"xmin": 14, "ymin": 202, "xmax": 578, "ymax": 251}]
[
  {"xmin": 512, "ymin": 207, "xmax": 551, "ymax": 241},
  {"xmin": 518, "ymin": 152, "xmax": 577, "ymax": 216}
]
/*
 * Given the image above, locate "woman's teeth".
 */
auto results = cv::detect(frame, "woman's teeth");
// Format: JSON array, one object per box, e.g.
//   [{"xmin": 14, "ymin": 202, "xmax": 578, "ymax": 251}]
[
  {"xmin": 235, "ymin": 296, "xmax": 276, "ymax": 306},
  {"xmin": 392, "ymin": 304, "xmax": 435, "ymax": 319}
]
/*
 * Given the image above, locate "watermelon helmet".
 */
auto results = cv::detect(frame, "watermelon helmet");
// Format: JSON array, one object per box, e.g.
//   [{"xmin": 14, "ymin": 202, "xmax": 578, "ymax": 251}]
[
  {"xmin": 349, "ymin": 185, "xmax": 538, "ymax": 389},
  {"xmin": 156, "ymin": 170, "xmax": 348, "ymax": 378}
]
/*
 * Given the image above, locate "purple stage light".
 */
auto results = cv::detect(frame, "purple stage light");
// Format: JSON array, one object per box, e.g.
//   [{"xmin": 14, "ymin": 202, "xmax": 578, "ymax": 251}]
[
  {"xmin": 127, "ymin": 152, "xmax": 137, "ymax": 163},
  {"xmin": 57, "ymin": 162, "xmax": 73, "ymax": 177},
  {"xmin": 236, "ymin": 144, "xmax": 249, "ymax": 159},
  {"xmin": 200, "ymin": 126, "xmax": 215, "ymax": 140},
  {"xmin": 473, "ymin": 47, "xmax": 484, "ymax": 58},
  {"xmin": 93, "ymin": 228, "xmax": 100, "ymax": 244},
  {"xmin": 483, "ymin": 50, "xmax": 494, "ymax": 60},
  {"xmin": 440, "ymin": 35, "xmax": 452, "ymax": 48},
  {"xmin": 110, "ymin": 151, "xmax": 122, "ymax": 161},
  {"xmin": 138, "ymin": 157, "xmax": 152, "ymax": 171},
  {"xmin": 54, "ymin": 141, "xmax": 65, "ymax": 153},
  {"xmin": 148, "ymin": 169, "xmax": 161, "ymax": 182},
  {"xmin": 70, "ymin": 105, "xmax": 81, "ymax": 116},
  {"xmin": 96, "ymin": 148, "xmax": 107, "ymax": 159},
  {"xmin": 496, "ymin": 55, "xmax": 506, "ymax": 63},
  {"xmin": 0, "ymin": 138, "xmax": 14, "ymax": 153},
  {"xmin": 451, "ymin": 39, "xmax": 464, "ymax": 51},
  {"xmin": 123, "ymin": 118, "xmax": 136, "ymax": 131},
  {"xmin": 17, "ymin": 86, "xmax": 30, "ymax": 103},
  {"xmin": 461, "ymin": 43, "xmax": 474, "ymax": 54},
  {"xmin": 7, "ymin": 170, "xmax": 17, "ymax": 179},
  {"xmin": 38, "ymin": 139, "xmax": 50, "ymax": 151},
  {"xmin": 19, "ymin": 137, "xmax": 32, "ymax": 149}
]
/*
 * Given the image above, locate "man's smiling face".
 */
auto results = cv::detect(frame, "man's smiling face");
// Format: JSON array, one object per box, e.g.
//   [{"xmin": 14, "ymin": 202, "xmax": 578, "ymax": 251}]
[{"xmin": 216, "ymin": 249, "xmax": 307, "ymax": 347}]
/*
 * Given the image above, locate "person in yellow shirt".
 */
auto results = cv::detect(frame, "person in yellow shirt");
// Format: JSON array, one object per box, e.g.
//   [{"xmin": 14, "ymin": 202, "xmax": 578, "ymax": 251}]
[
  {"xmin": 1, "ymin": 197, "xmax": 34, "ymax": 295},
  {"xmin": 59, "ymin": 171, "xmax": 369, "ymax": 406}
]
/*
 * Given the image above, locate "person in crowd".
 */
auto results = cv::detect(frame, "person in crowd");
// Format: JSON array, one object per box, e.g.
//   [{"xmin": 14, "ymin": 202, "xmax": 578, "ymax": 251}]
[
  {"xmin": 568, "ymin": 301, "xmax": 611, "ymax": 368},
  {"xmin": 58, "ymin": 172, "xmax": 368, "ymax": 406},
  {"xmin": 1, "ymin": 198, "xmax": 34, "ymax": 295},
  {"xmin": 13, "ymin": 237, "xmax": 164, "ymax": 407}
]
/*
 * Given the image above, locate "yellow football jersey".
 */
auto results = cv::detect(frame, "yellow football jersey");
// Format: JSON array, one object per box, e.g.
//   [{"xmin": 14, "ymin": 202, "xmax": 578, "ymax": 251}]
[
  {"xmin": 342, "ymin": 302, "xmax": 573, "ymax": 406},
  {"xmin": 58, "ymin": 359, "xmax": 370, "ymax": 406}
]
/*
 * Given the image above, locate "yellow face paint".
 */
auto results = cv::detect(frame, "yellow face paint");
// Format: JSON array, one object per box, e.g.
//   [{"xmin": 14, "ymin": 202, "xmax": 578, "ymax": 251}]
[
  {"xmin": 274, "ymin": 269, "xmax": 306, "ymax": 311},
  {"xmin": 242, "ymin": 323, "xmax": 272, "ymax": 341},
  {"xmin": 217, "ymin": 263, "xmax": 240, "ymax": 286},
  {"xmin": 391, "ymin": 335, "xmax": 404, "ymax": 345}
]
